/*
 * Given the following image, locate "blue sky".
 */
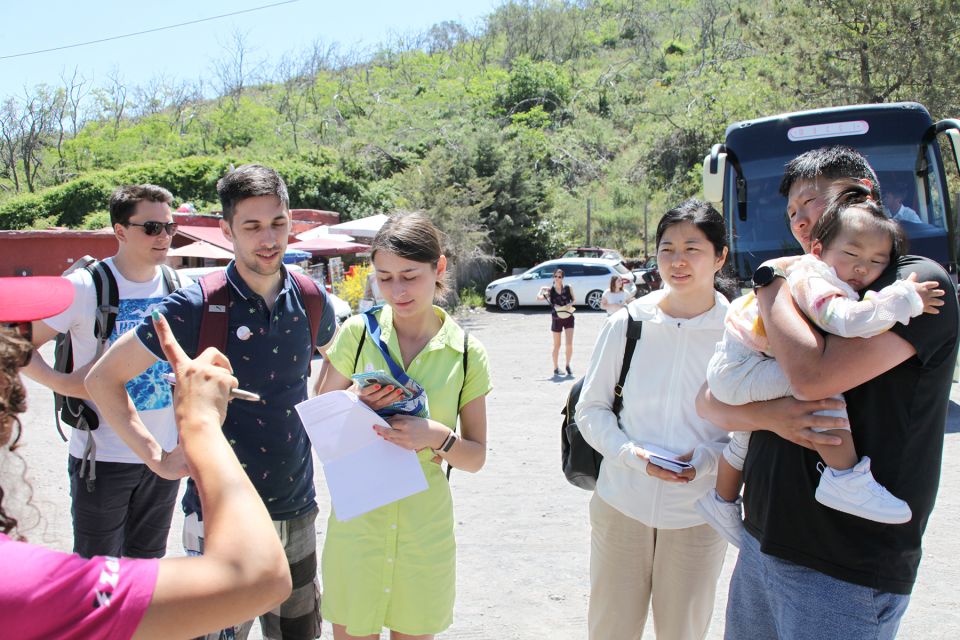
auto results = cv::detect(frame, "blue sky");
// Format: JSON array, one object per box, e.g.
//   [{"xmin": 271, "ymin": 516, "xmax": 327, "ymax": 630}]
[{"xmin": 0, "ymin": 0, "xmax": 501, "ymax": 100}]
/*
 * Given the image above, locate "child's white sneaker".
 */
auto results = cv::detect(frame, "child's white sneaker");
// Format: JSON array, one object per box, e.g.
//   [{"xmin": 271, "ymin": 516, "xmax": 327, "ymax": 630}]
[
  {"xmin": 814, "ymin": 456, "xmax": 912, "ymax": 524},
  {"xmin": 695, "ymin": 489, "xmax": 744, "ymax": 548}
]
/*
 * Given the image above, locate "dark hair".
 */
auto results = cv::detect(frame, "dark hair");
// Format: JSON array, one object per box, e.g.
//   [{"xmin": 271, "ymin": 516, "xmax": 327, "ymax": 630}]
[
  {"xmin": 0, "ymin": 327, "xmax": 32, "ymax": 539},
  {"xmin": 812, "ymin": 179, "xmax": 906, "ymax": 260},
  {"xmin": 609, "ymin": 275, "xmax": 620, "ymax": 291},
  {"xmin": 553, "ymin": 269, "xmax": 564, "ymax": 278},
  {"xmin": 109, "ymin": 184, "xmax": 173, "ymax": 226},
  {"xmin": 216, "ymin": 164, "xmax": 290, "ymax": 223},
  {"xmin": 778, "ymin": 146, "xmax": 881, "ymax": 200},
  {"xmin": 371, "ymin": 212, "xmax": 449, "ymax": 296},
  {"xmin": 655, "ymin": 198, "xmax": 737, "ymax": 299}
]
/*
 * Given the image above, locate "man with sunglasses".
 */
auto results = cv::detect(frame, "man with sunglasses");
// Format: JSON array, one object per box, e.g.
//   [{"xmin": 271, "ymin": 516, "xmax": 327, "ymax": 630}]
[{"xmin": 21, "ymin": 184, "xmax": 186, "ymax": 560}]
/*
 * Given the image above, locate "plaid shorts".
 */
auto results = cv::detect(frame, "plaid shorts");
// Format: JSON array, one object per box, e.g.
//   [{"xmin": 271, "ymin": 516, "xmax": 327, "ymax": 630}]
[{"xmin": 184, "ymin": 507, "xmax": 322, "ymax": 640}]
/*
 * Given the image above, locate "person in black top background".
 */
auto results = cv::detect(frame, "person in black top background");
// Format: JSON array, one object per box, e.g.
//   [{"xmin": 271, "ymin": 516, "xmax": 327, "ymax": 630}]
[
  {"xmin": 698, "ymin": 146, "xmax": 959, "ymax": 639},
  {"xmin": 538, "ymin": 268, "xmax": 576, "ymax": 376}
]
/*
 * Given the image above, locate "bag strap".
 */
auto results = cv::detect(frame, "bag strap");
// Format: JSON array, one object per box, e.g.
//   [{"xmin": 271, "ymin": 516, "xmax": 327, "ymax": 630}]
[
  {"xmin": 290, "ymin": 271, "xmax": 326, "ymax": 354},
  {"xmin": 360, "ymin": 309, "xmax": 413, "ymax": 386},
  {"xmin": 159, "ymin": 264, "xmax": 182, "ymax": 294},
  {"xmin": 611, "ymin": 317, "xmax": 643, "ymax": 417},
  {"xmin": 447, "ymin": 331, "xmax": 470, "ymax": 481},
  {"xmin": 353, "ymin": 329, "xmax": 367, "ymax": 372},
  {"xmin": 198, "ymin": 269, "xmax": 231, "ymax": 355},
  {"xmin": 89, "ymin": 261, "xmax": 119, "ymax": 351}
]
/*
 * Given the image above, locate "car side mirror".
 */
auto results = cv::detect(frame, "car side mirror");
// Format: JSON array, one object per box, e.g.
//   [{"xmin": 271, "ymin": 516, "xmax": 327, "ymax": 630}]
[{"xmin": 522, "ymin": 273, "xmax": 535, "ymax": 280}]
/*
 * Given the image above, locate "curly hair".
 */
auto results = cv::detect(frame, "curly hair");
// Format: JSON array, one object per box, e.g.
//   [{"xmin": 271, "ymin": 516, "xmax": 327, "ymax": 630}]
[{"xmin": 0, "ymin": 326, "xmax": 31, "ymax": 537}]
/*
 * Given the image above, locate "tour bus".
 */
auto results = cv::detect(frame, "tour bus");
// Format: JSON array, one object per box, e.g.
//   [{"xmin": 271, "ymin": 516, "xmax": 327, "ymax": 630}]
[{"xmin": 702, "ymin": 102, "xmax": 960, "ymax": 283}]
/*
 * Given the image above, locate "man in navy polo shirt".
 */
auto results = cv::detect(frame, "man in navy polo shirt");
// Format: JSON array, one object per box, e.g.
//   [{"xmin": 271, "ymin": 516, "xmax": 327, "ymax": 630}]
[{"xmin": 87, "ymin": 164, "xmax": 336, "ymax": 640}]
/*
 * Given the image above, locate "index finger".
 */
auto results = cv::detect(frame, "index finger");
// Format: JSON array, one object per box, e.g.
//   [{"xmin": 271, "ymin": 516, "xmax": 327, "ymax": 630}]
[{"xmin": 151, "ymin": 310, "xmax": 189, "ymax": 372}]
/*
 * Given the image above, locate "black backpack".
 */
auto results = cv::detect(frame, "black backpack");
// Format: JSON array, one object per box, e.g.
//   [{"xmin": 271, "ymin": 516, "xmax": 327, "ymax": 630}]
[
  {"xmin": 53, "ymin": 257, "xmax": 181, "ymax": 439},
  {"xmin": 561, "ymin": 317, "xmax": 642, "ymax": 489}
]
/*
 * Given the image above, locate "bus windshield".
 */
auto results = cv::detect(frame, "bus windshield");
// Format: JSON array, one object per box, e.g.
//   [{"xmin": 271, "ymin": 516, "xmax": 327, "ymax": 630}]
[{"xmin": 725, "ymin": 143, "xmax": 950, "ymax": 280}]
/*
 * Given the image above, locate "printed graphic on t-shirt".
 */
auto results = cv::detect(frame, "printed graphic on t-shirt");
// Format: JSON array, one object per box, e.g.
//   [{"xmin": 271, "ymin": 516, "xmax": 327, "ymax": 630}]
[{"xmin": 115, "ymin": 297, "xmax": 173, "ymax": 411}]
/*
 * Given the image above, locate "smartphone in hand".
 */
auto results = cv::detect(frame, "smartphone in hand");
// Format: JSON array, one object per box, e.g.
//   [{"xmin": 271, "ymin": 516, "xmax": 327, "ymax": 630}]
[{"xmin": 351, "ymin": 370, "xmax": 415, "ymax": 401}]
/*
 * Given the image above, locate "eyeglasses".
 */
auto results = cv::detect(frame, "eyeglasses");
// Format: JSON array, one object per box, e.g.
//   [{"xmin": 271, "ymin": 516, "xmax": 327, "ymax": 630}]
[
  {"xmin": 553, "ymin": 275, "xmax": 563, "ymax": 280},
  {"xmin": 125, "ymin": 221, "xmax": 179, "ymax": 236},
  {"xmin": 1, "ymin": 322, "xmax": 33, "ymax": 367}
]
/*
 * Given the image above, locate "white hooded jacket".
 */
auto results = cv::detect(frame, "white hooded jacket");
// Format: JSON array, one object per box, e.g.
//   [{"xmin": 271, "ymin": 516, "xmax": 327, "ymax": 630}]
[{"xmin": 576, "ymin": 288, "xmax": 730, "ymax": 529}]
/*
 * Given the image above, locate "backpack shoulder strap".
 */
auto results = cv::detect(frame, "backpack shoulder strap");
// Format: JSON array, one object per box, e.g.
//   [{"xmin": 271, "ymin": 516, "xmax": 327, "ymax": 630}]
[
  {"xmin": 88, "ymin": 261, "xmax": 119, "ymax": 352},
  {"xmin": 457, "ymin": 331, "xmax": 469, "ymax": 412},
  {"xmin": 197, "ymin": 270, "xmax": 231, "ymax": 356},
  {"xmin": 290, "ymin": 271, "xmax": 326, "ymax": 352},
  {"xmin": 611, "ymin": 317, "xmax": 642, "ymax": 417},
  {"xmin": 159, "ymin": 264, "xmax": 182, "ymax": 294}
]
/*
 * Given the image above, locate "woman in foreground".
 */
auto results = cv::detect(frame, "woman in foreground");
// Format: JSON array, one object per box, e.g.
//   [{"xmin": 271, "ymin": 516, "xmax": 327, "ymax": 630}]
[{"xmin": 0, "ymin": 276, "xmax": 291, "ymax": 640}]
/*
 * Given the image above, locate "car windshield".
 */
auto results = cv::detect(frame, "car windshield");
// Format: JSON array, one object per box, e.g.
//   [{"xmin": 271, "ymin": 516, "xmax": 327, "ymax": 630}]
[{"xmin": 612, "ymin": 262, "xmax": 630, "ymax": 275}]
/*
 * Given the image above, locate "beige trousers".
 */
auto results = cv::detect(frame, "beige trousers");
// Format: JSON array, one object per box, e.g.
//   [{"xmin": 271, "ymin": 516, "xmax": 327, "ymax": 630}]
[{"xmin": 588, "ymin": 493, "xmax": 727, "ymax": 640}]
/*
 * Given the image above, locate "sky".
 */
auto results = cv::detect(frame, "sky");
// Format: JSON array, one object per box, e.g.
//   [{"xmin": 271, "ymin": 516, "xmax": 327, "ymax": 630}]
[{"xmin": 0, "ymin": 0, "xmax": 502, "ymax": 101}]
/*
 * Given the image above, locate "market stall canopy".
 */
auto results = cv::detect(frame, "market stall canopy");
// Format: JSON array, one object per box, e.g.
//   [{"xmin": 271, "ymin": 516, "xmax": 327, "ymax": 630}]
[
  {"xmin": 288, "ymin": 237, "xmax": 371, "ymax": 257},
  {"xmin": 283, "ymin": 249, "xmax": 312, "ymax": 263},
  {"xmin": 175, "ymin": 225, "xmax": 233, "ymax": 251},
  {"xmin": 328, "ymin": 213, "xmax": 389, "ymax": 238},
  {"xmin": 294, "ymin": 225, "xmax": 355, "ymax": 242},
  {"xmin": 167, "ymin": 240, "xmax": 234, "ymax": 260}
]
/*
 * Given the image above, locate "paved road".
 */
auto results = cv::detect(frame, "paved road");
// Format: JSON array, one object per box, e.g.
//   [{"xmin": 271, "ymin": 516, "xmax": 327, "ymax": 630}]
[{"xmin": 14, "ymin": 308, "xmax": 960, "ymax": 638}]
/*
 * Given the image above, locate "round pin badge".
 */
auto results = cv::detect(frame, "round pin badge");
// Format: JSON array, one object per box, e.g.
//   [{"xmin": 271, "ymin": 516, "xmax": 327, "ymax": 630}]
[{"xmin": 237, "ymin": 326, "xmax": 252, "ymax": 341}]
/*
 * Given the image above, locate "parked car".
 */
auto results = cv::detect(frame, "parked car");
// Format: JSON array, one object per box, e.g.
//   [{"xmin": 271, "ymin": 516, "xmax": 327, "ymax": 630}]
[
  {"xmin": 485, "ymin": 258, "xmax": 636, "ymax": 311},
  {"xmin": 560, "ymin": 247, "xmax": 624, "ymax": 261},
  {"xmin": 175, "ymin": 265, "xmax": 353, "ymax": 324},
  {"xmin": 630, "ymin": 256, "xmax": 662, "ymax": 295}
]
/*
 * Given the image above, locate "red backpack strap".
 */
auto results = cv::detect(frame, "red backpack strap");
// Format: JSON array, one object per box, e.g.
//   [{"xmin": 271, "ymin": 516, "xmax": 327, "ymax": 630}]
[
  {"xmin": 198, "ymin": 270, "xmax": 231, "ymax": 356},
  {"xmin": 290, "ymin": 271, "xmax": 326, "ymax": 352}
]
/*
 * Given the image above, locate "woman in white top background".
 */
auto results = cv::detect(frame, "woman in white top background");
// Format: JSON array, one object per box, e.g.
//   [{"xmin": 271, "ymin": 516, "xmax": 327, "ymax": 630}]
[
  {"xmin": 600, "ymin": 274, "xmax": 633, "ymax": 315},
  {"xmin": 576, "ymin": 199, "xmax": 734, "ymax": 640}
]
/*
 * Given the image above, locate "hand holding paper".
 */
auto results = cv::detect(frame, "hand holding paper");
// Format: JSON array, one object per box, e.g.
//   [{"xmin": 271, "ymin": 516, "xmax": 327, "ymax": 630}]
[{"xmin": 296, "ymin": 390, "xmax": 429, "ymax": 521}]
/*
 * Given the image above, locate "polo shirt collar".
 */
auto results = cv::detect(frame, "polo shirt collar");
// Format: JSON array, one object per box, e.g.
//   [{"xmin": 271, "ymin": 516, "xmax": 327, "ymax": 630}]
[
  {"xmin": 376, "ymin": 304, "xmax": 466, "ymax": 355},
  {"xmin": 224, "ymin": 260, "xmax": 294, "ymax": 301}
]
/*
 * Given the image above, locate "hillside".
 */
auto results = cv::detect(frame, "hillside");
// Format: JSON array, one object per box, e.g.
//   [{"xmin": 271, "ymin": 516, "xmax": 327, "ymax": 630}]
[{"xmin": 1, "ymin": 0, "xmax": 957, "ymax": 273}]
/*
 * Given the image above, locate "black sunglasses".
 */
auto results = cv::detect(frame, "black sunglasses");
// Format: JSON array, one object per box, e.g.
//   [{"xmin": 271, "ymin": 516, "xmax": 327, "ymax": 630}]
[
  {"xmin": 2, "ymin": 322, "xmax": 33, "ymax": 367},
  {"xmin": 126, "ymin": 221, "xmax": 179, "ymax": 236}
]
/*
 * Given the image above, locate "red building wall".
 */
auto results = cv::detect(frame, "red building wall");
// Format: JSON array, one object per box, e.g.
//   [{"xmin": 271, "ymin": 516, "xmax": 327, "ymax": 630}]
[{"xmin": 0, "ymin": 229, "xmax": 118, "ymax": 276}]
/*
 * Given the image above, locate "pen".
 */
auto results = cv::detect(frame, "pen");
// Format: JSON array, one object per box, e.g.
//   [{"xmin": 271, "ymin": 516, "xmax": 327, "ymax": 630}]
[{"xmin": 161, "ymin": 372, "xmax": 261, "ymax": 403}]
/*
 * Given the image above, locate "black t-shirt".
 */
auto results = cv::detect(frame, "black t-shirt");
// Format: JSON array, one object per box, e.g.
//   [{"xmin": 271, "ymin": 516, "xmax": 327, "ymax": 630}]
[
  {"xmin": 742, "ymin": 255, "xmax": 959, "ymax": 595},
  {"xmin": 548, "ymin": 285, "xmax": 573, "ymax": 318}
]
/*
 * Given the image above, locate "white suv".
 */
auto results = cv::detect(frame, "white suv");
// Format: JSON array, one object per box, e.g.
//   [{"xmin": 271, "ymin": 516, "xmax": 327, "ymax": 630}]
[{"xmin": 485, "ymin": 258, "xmax": 637, "ymax": 312}]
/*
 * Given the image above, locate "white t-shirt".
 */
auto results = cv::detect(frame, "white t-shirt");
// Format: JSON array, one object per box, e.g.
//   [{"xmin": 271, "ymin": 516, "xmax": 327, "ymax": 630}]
[{"xmin": 43, "ymin": 258, "xmax": 183, "ymax": 463}]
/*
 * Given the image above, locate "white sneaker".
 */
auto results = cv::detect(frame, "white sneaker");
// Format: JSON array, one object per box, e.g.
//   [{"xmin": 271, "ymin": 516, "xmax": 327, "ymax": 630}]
[
  {"xmin": 695, "ymin": 489, "xmax": 744, "ymax": 548},
  {"xmin": 815, "ymin": 456, "xmax": 912, "ymax": 524}
]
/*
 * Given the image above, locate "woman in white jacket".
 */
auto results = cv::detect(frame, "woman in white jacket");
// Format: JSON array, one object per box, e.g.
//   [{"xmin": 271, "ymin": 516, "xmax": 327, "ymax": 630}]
[{"xmin": 576, "ymin": 199, "xmax": 733, "ymax": 640}]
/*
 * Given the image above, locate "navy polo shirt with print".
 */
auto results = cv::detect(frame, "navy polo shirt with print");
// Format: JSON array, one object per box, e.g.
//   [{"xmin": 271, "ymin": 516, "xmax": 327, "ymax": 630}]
[{"xmin": 136, "ymin": 261, "xmax": 337, "ymax": 521}]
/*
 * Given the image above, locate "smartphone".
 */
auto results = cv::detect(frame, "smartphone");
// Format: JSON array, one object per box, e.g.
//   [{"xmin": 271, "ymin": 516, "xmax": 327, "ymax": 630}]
[
  {"xmin": 648, "ymin": 455, "xmax": 693, "ymax": 474},
  {"xmin": 351, "ymin": 370, "xmax": 415, "ymax": 401}
]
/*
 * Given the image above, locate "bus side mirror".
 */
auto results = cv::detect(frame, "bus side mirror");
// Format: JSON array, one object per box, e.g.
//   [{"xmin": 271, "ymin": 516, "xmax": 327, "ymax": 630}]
[{"xmin": 703, "ymin": 150, "xmax": 727, "ymax": 204}]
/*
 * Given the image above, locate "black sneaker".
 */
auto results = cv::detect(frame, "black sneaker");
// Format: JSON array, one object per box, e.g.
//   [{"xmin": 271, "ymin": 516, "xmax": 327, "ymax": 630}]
[
  {"xmin": 554, "ymin": 367, "xmax": 562, "ymax": 376},
  {"xmin": 566, "ymin": 365, "xmax": 572, "ymax": 376}
]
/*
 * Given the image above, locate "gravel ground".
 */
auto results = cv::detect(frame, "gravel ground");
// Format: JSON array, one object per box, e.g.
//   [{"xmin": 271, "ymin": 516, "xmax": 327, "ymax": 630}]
[{"xmin": 13, "ymin": 308, "xmax": 960, "ymax": 638}]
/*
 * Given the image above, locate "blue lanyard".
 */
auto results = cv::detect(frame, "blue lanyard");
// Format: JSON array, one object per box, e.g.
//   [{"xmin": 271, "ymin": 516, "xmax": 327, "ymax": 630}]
[{"xmin": 361, "ymin": 307, "xmax": 413, "ymax": 386}]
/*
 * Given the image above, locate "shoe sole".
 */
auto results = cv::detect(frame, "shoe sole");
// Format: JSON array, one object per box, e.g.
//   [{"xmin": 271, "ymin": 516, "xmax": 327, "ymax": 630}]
[
  {"xmin": 814, "ymin": 489, "xmax": 912, "ymax": 524},
  {"xmin": 694, "ymin": 498, "xmax": 743, "ymax": 548}
]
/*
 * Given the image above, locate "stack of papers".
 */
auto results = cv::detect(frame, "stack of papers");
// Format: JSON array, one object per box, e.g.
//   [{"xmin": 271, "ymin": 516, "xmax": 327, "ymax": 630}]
[{"xmin": 296, "ymin": 390, "xmax": 428, "ymax": 521}]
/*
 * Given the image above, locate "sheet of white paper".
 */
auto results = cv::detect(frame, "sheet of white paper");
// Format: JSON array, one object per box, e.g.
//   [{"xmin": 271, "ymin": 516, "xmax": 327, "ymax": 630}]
[
  {"xmin": 295, "ymin": 390, "xmax": 429, "ymax": 521},
  {"xmin": 324, "ymin": 438, "xmax": 429, "ymax": 521}
]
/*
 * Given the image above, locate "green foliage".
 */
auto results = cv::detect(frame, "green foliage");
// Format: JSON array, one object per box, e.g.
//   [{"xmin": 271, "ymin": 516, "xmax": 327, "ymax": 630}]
[
  {"xmin": 497, "ymin": 56, "xmax": 572, "ymax": 117},
  {"xmin": 3, "ymin": 0, "xmax": 958, "ymax": 275},
  {"xmin": 457, "ymin": 287, "xmax": 486, "ymax": 310}
]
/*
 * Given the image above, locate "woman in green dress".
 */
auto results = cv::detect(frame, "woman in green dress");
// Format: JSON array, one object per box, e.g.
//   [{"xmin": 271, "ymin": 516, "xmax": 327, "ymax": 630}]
[{"xmin": 315, "ymin": 212, "xmax": 492, "ymax": 639}]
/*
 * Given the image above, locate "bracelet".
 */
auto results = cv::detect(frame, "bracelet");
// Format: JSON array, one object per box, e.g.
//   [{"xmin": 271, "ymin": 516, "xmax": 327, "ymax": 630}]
[{"xmin": 438, "ymin": 431, "xmax": 458, "ymax": 453}]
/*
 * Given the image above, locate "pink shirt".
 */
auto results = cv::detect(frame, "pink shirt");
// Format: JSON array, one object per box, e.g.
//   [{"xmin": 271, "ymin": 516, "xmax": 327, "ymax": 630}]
[{"xmin": 0, "ymin": 533, "xmax": 158, "ymax": 640}]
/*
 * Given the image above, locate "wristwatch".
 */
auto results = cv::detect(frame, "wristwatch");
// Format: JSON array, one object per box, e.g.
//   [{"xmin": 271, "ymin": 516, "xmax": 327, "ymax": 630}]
[
  {"xmin": 438, "ymin": 431, "xmax": 459, "ymax": 453},
  {"xmin": 752, "ymin": 264, "xmax": 787, "ymax": 289}
]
